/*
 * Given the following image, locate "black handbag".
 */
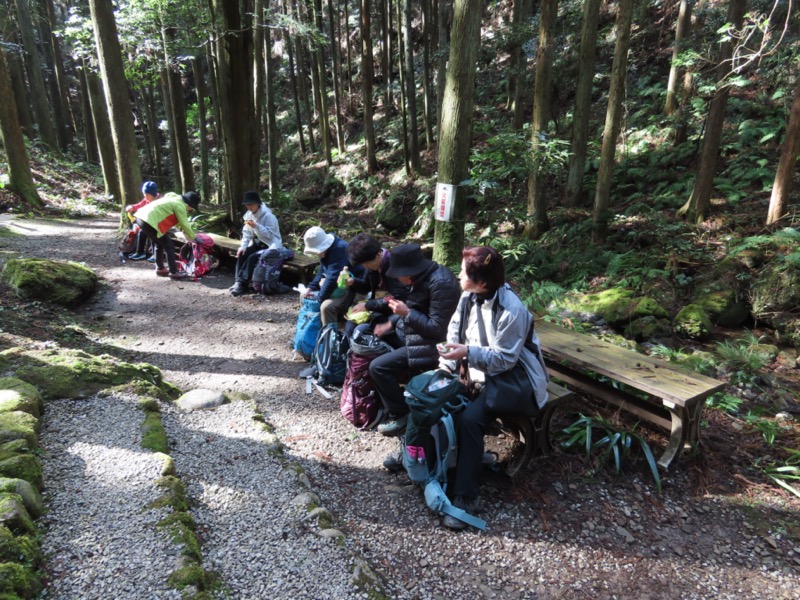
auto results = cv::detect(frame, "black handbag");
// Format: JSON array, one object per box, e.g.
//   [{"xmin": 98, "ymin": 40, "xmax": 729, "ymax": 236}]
[{"xmin": 471, "ymin": 295, "xmax": 539, "ymax": 417}]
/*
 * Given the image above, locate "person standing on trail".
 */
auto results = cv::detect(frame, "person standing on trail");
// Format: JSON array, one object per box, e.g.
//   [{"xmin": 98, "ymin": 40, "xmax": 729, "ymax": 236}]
[
  {"xmin": 125, "ymin": 181, "xmax": 160, "ymax": 261},
  {"xmin": 134, "ymin": 191, "xmax": 200, "ymax": 280},
  {"xmin": 230, "ymin": 190, "xmax": 283, "ymax": 296}
]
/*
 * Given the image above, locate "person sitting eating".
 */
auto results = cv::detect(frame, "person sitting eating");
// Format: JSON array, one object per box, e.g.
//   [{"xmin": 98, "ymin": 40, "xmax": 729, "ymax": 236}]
[{"xmin": 230, "ymin": 190, "xmax": 283, "ymax": 296}]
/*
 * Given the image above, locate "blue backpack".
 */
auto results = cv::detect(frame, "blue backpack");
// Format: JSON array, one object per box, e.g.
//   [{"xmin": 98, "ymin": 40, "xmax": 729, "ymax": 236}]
[
  {"xmin": 402, "ymin": 370, "xmax": 486, "ymax": 530},
  {"xmin": 293, "ymin": 298, "xmax": 322, "ymax": 359}
]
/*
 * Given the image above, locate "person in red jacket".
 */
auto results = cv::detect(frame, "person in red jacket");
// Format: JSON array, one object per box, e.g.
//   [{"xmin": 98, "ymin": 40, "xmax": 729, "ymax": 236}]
[
  {"xmin": 134, "ymin": 191, "xmax": 199, "ymax": 279},
  {"xmin": 125, "ymin": 181, "xmax": 160, "ymax": 261}
]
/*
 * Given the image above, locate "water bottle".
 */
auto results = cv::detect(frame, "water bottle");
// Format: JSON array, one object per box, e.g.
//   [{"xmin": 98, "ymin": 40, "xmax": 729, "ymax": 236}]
[{"xmin": 337, "ymin": 266, "xmax": 351, "ymax": 288}]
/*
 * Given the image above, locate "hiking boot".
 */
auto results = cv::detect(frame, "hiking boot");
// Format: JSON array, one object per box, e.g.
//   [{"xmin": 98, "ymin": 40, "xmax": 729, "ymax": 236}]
[
  {"xmin": 377, "ymin": 414, "xmax": 408, "ymax": 437},
  {"xmin": 169, "ymin": 271, "xmax": 188, "ymax": 280},
  {"xmin": 230, "ymin": 281, "xmax": 248, "ymax": 296},
  {"xmin": 382, "ymin": 447, "xmax": 404, "ymax": 472},
  {"xmin": 128, "ymin": 252, "xmax": 147, "ymax": 261},
  {"xmin": 147, "ymin": 256, "xmax": 156, "ymax": 263},
  {"xmin": 155, "ymin": 268, "xmax": 169, "ymax": 277},
  {"xmin": 442, "ymin": 495, "xmax": 480, "ymax": 531}
]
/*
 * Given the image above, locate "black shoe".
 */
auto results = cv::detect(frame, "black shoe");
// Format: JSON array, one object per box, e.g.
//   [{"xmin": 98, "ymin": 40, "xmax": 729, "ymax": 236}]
[
  {"xmin": 442, "ymin": 495, "xmax": 480, "ymax": 531},
  {"xmin": 382, "ymin": 447, "xmax": 404, "ymax": 472},
  {"xmin": 377, "ymin": 414, "xmax": 408, "ymax": 437},
  {"xmin": 230, "ymin": 281, "xmax": 248, "ymax": 296}
]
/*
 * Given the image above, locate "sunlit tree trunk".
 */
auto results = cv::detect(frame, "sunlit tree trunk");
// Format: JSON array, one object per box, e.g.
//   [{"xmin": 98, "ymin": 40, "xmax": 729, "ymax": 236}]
[
  {"xmin": 678, "ymin": 0, "xmax": 746, "ymax": 224},
  {"xmin": 380, "ymin": 0, "xmax": 392, "ymax": 115},
  {"xmin": 264, "ymin": 14, "xmax": 279, "ymax": 193},
  {"xmin": 84, "ymin": 62, "xmax": 118, "ymax": 201},
  {"xmin": 435, "ymin": 0, "xmax": 450, "ymax": 130},
  {"xmin": 42, "ymin": 0, "xmax": 73, "ymax": 149},
  {"xmin": 162, "ymin": 28, "xmax": 195, "ymax": 192},
  {"xmin": 591, "ymin": 0, "xmax": 634, "ymax": 243},
  {"xmin": 160, "ymin": 68, "xmax": 180, "ymax": 189},
  {"xmin": 421, "ymin": 0, "xmax": 434, "ymax": 147},
  {"xmin": 396, "ymin": 0, "xmax": 410, "ymax": 173},
  {"xmin": 327, "ymin": 0, "xmax": 345, "ymax": 152},
  {"xmin": 0, "ymin": 45, "xmax": 41, "ymax": 206},
  {"xmin": 77, "ymin": 65, "xmax": 98, "ymax": 163},
  {"xmin": 14, "ymin": 0, "xmax": 58, "ymax": 149},
  {"xmin": 311, "ymin": 0, "xmax": 333, "ymax": 166},
  {"xmin": 565, "ymin": 0, "xmax": 601, "ymax": 206},
  {"xmin": 142, "ymin": 84, "xmax": 163, "ymax": 177},
  {"xmin": 283, "ymin": 14, "xmax": 307, "ymax": 154},
  {"xmin": 767, "ymin": 73, "xmax": 800, "ymax": 225},
  {"xmin": 134, "ymin": 89, "xmax": 154, "ymax": 174},
  {"xmin": 290, "ymin": 0, "xmax": 317, "ymax": 152},
  {"xmin": 6, "ymin": 49, "xmax": 33, "ymax": 139},
  {"xmin": 509, "ymin": 0, "xmax": 532, "ymax": 129},
  {"xmin": 192, "ymin": 56, "xmax": 211, "ymax": 204},
  {"xmin": 343, "ymin": 0, "xmax": 354, "ymax": 112},
  {"xmin": 433, "ymin": 0, "xmax": 481, "ymax": 267},
  {"xmin": 361, "ymin": 0, "xmax": 378, "ymax": 172},
  {"xmin": 665, "ymin": 0, "xmax": 691, "ymax": 116},
  {"xmin": 523, "ymin": 0, "xmax": 558, "ymax": 239}
]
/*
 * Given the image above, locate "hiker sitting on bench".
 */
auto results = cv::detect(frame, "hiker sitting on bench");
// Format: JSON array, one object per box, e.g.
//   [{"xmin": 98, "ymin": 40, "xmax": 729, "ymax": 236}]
[
  {"xmin": 438, "ymin": 246, "xmax": 550, "ymax": 531},
  {"xmin": 230, "ymin": 190, "xmax": 283, "ymax": 296},
  {"xmin": 370, "ymin": 244, "xmax": 460, "ymax": 438},
  {"xmin": 301, "ymin": 226, "xmax": 364, "ymax": 326},
  {"xmin": 343, "ymin": 233, "xmax": 409, "ymax": 347}
]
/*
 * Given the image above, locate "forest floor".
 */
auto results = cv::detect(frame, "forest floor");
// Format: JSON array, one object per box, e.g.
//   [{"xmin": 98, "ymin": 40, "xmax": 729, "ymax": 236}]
[{"xmin": 1, "ymin": 213, "xmax": 799, "ymax": 599}]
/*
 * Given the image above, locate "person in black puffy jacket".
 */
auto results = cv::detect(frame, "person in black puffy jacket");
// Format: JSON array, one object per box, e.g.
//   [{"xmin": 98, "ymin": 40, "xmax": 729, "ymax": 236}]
[{"xmin": 369, "ymin": 244, "xmax": 460, "ymax": 437}]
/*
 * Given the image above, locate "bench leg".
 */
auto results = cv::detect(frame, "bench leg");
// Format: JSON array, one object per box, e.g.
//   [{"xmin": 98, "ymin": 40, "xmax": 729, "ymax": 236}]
[
  {"xmin": 658, "ymin": 406, "xmax": 689, "ymax": 470},
  {"xmin": 499, "ymin": 416, "xmax": 536, "ymax": 477}
]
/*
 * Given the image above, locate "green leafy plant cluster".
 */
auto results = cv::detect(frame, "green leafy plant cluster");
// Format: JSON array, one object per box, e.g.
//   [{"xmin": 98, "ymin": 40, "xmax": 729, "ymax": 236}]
[
  {"xmin": 560, "ymin": 414, "xmax": 662, "ymax": 494},
  {"xmin": 757, "ymin": 448, "xmax": 800, "ymax": 499}
]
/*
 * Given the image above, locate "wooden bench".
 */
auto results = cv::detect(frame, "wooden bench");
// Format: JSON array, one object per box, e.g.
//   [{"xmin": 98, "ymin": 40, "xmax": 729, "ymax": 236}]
[
  {"xmin": 534, "ymin": 321, "xmax": 725, "ymax": 469},
  {"xmin": 171, "ymin": 231, "xmax": 318, "ymax": 284}
]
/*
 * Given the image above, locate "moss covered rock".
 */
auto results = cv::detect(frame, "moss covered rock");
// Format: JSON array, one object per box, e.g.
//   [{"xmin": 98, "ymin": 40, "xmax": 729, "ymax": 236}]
[
  {"xmin": 0, "ymin": 348, "xmax": 175, "ymax": 400},
  {"xmin": 624, "ymin": 316, "xmax": 673, "ymax": 341},
  {"xmin": 374, "ymin": 192, "xmax": 414, "ymax": 234},
  {"xmin": 570, "ymin": 288, "xmax": 668, "ymax": 327},
  {"xmin": 0, "ymin": 414, "xmax": 38, "ymax": 447},
  {"xmin": 0, "ymin": 494, "xmax": 34, "ymax": 535},
  {"xmin": 751, "ymin": 262, "xmax": 800, "ymax": 321},
  {"xmin": 674, "ymin": 304, "xmax": 713, "ymax": 340},
  {"xmin": 694, "ymin": 289, "xmax": 749, "ymax": 328},
  {"xmin": 0, "ymin": 525, "xmax": 39, "ymax": 565},
  {"xmin": 0, "ymin": 561, "xmax": 41, "ymax": 597},
  {"xmin": 0, "ymin": 480, "xmax": 41, "ymax": 518},
  {"xmin": 0, "ymin": 442, "xmax": 42, "ymax": 490},
  {"xmin": 0, "ymin": 258, "xmax": 97, "ymax": 307},
  {"xmin": 771, "ymin": 315, "xmax": 800, "ymax": 348},
  {"xmin": 0, "ymin": 379, "xmax": 43, "ymax": 419}
]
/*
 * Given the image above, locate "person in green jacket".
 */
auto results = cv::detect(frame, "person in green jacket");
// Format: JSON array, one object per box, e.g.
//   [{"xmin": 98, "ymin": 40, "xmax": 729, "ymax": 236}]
[{"xmin": 134, "ymin": 191, "xmax": 200, "ymax": 279}]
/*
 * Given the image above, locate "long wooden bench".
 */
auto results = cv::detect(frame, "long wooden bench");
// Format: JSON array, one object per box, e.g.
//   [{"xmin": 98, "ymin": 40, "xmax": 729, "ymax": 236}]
[
  {"xmin": 171, "ymin": 231, "xmax": 318, "ymax": 284},
  {"xmin": 534, "ymin": 321, "xmax": 725, "ymax": 469}
]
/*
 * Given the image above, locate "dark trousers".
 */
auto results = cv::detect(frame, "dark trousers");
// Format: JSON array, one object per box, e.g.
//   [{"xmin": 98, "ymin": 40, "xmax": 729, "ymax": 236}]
[
  {"xmin": 136, "ymin": 218, "xmax": 177, "ymax": 273},
  {"xmin": 453, "ymin": 389, "xmax": 496, "ymax": 499},
  {"xmin": 369, "ymin": 347, "xmax": 412, "ymax": 417},
  {"xmin": 134, "ymin": 229, "xmax": 152, "ymax": 255},
  {"xmin": 234, "ymin": 244, "xmax": 264, "ymax": 283}
]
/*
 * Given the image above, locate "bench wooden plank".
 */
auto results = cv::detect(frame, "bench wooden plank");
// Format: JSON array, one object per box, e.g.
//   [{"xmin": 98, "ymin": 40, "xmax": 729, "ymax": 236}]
[{"xmin": 536, "ymin": 321, "xmax": 724, "ymax": 406}]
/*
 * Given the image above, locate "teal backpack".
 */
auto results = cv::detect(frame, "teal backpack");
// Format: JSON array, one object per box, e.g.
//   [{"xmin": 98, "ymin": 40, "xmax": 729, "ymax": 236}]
[{"xmin": 402, "ymin": 370, "xmax": 486, "ymax": 530}]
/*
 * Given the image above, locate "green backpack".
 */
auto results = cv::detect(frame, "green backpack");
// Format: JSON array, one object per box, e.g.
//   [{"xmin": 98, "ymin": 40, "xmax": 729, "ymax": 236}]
[{"xmin": 402, "ymin": 370, "xmax": 486, "ymax": 530}]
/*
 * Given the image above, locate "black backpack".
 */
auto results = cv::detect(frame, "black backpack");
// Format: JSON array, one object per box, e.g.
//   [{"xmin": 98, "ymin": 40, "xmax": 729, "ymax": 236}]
[
  {"xmin": 252, "ymin": 248, "xmax": 294, "ymax": 294},
  {"xmin": 312, "ymin": 324, "xmax": 349, "ymax": 386}
]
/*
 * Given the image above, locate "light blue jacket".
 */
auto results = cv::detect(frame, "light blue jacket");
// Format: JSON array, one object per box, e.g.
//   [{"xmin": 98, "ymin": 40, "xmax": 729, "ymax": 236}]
[{"xmin": 442, "ymin": 285, "xmax": 550, "ymax": 409}]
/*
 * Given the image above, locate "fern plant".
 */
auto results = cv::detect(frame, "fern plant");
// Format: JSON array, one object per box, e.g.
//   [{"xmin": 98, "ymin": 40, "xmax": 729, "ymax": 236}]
[{"xmin": 560, "ymin": 415, "xmax": 662, "ymax": 494}]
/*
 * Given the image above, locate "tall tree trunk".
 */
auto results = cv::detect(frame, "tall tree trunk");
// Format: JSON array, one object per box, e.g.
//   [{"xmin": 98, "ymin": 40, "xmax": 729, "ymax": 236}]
[
  {"xmin": 192, "ymin": 56, "xmax": 211, "ymax": 204},
  {"xmin": 284, "ymin": 18, "xmax": 307, "ymax": 154},
  {"xmin": 672, "ymin": 70, "xmax": 694, "ymax": 146},
  {"xmin": 264, "ymin": 15, "xmax": 279, "ymax": 193},
  {"xmin": 523, "ymin": 0, "xmax": 558, "ymax": 239},
  {"xmin": 206, "ymin": 42, "xmax": 225, "ymax": 204},
  {"xmin": 7, "ymin": 49, "xmax": 33, "ymax": 139},
  {"xmin": 396, "ymin": 0, "xmax": 410, "ymax": 173},
  {"xmin": 564, "ymin": 0, "xmax": 601, "ymax": 207},
  {"xmin": 77, "ymin": 64, "xmax": 98, "ymax": 163},
  {"xmin": 508, "ymin": 0, "xmax": 530, "ymax": 122},
  {"xmin": 591, "ymin": 0, "xmax": 634, "ymax": 243},
  {"xmin": 290, "ymin": 0, "xmax": 317, "ymax": 153},
  {"xmin": 402, "ymin": 0, "xmax": 421, "ymax": 173},
  {"xmin": 142, "ymin": 84, "xmax": 163, "ymax": 177},
  {"xmin": 162, "ymin": 30, "xmax": 195, "ymax": 192},
  {"xmin": 381, "ymin": 0, "xmax": 392, "ymax": 114},
  {"xmin": 85, "ymin": 65, "xmax": 121, "ymax": 203},
  {"xmin": 42, "ymin": 0, "xmax": 73, "ymax": 149},
  {"xmin": 134, "ymin": 89, "xmax": 154, "ymax": 174},
  {"xmin": 0, "ymin": 45, "xmax": 41, "ymax": 206},
  {"xmin": 327, "ymin": 0, "xmax": 345, "ymax": 152},
  {"xmin": 435, "ymin": 0, "xmax": 450, "ymax": 131},
  {"xmin": 13, "ymin": 0, "xmax": 58, "ymax": 149},
  {"xmin": 766, "ymin": 73, "xmax": 800, "ymax": 225},
  {"xmin": 343, "ymin": 0, "xmax": 354, "ymax": 113},
  {"xmin": 254, "ymin": 2, "xmax": 266, "ymax": 166},
  {"xmin": 433, "ymin": 0, "xmax": 481, "ymax": 266},
  {"xmin": 214, "ymin": 0, "xmax": 260, "ymax": 215},
  {"xmin": 678, "ymin": 0, "xmax": 747, "ymax": 224},
  {"xmin": 160, "ymin": 68, "xmax": 180, "ymax": 189},
  {"xmin": 665, "ymin": 0, "xmax": 691, "ymax": 116},
  {"xmin": 361, "ymin": 0, "xmax": 378, "ymax": 172},
  {"xmin": 312, "ymin": 0, "xmax": 333, "ymax": 166},
  {"xmin": 421, "ymin": 0, "xmax": 433, "ymax": 147}
]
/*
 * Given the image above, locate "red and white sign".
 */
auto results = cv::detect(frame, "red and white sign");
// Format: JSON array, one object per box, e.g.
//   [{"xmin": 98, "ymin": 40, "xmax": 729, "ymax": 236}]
[{"xmin": 434, "ymin": 183, "xmax": 455, "ymax": 222}]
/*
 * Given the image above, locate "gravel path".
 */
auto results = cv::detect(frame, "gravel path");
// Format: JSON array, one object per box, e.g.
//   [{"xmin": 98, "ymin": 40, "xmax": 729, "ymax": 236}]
[{"xmin": 3, "ymin": 215, "xmax": 800, "ymax": 599}]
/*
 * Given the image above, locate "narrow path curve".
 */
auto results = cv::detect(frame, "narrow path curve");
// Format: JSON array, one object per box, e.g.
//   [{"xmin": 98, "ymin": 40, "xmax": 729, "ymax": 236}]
[{"xmin": 5, "ymin": 215, "xmax": 799, "ymax": 599}]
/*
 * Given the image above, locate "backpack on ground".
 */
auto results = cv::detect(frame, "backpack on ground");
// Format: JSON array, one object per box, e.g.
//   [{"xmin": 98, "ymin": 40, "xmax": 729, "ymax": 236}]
[
  {"xmin": 402, "ymin": 369, "xmax": 486, "ymax": 530},
  {"xmin": 340, "ymin": 330, "xmax": 393, "ymax": 429},
  {"xmin": 178, "ymin": 233, "xmax": 218, "ymax": 279},
  {"xmin": 118, "ymin": 229, "xmax": 137, "ymax": 254},
  {"xmin": 252, "ymin": 248, "xmax": 294, "ymax": 294},
  {"xmin": 293, "ymin": 298, "xmax": 322, "ymax": 360},
  {"xmin": 312, "ymin": 323, "xmax": 349, "ymax": 386}
]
